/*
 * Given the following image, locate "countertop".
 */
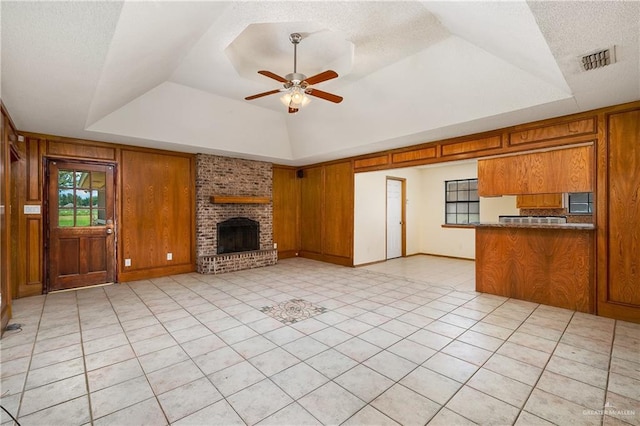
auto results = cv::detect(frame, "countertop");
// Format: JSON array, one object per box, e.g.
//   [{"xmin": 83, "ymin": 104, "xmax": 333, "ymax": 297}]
[{"xmin": 475, "ymin": 222, "xmax": 595, "ymax": 230}]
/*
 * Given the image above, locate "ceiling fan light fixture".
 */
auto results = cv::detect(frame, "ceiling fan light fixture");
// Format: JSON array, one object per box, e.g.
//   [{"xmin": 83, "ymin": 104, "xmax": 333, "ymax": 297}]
[{"xmin": 280, "ymin": 86, "xmax": 310, "ymax": 109}]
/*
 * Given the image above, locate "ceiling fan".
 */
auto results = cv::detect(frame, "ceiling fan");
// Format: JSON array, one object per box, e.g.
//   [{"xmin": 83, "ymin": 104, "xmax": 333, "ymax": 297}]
[{"xmin": 244, "ymin": 33, "xmax": 343, "ymax": 114}]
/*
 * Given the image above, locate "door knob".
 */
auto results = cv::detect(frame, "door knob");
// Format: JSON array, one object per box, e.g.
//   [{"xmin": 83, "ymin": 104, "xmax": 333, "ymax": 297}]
[{"xmin": 106, "ymin": 228, "xmax": 113, "ymax": 234}]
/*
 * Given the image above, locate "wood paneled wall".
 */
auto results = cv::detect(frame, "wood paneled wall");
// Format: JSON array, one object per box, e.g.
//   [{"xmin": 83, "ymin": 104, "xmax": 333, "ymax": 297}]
[
  {"xmin": 272, "ymin": 166, "xmax": 300, "ymax": 259},
  {"xmin": 298, "ymin": 161, "xmax": 354, "ymax": 266},
  {"xmin": 119, "ymin": 149, "xmax": 195, "ymax": 281},
  {"xmin": 1, "ymin": 104, "xmax": 17, "ymax": 331},
  {"xmin": 273, "ymin": 161, "xmax": 354, "ymax": 266},
  {"xmin": 597, "ymin": 108, "xmax": 640, "ymax": 322},
  {"xmin": 10, "ymin": 133, "xmax": 196, "ymax": 296}
]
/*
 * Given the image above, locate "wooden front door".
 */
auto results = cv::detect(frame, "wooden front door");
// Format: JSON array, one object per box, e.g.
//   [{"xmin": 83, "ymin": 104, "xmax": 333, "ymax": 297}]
[{"xmin": 47, "ymin": 161, "xmax": 115, "ymax": 291}]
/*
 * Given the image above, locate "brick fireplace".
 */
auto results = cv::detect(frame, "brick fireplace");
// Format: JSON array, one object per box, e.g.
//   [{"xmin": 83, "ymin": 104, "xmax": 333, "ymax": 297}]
[{"xmin": 195, "ymin": 154, "xmax": 277, "ymax": 274}]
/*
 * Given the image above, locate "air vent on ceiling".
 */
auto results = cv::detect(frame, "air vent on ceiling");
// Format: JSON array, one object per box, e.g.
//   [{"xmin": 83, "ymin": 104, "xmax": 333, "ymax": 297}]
[{"xmin": 580, "ymin": 47, "xmax": 615, "ymax": 71}]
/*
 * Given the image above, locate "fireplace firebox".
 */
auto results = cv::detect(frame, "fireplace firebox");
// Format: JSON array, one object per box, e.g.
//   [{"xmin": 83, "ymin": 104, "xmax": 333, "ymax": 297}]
[{"xmin": 217, "ymin": 217, "xmax": 259, "ymax": 254}]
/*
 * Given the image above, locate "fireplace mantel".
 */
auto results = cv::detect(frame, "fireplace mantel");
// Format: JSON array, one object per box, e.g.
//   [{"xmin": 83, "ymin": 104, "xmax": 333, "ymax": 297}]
[{"xmin": 210, "ymin": 195, "xmax": 271, "ymax": 204}]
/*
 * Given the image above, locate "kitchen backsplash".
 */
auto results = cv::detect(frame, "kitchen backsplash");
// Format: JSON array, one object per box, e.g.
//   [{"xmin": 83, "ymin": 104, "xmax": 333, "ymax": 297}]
[{"xmin": 519, "ymin": 208, "xmax": 593, "ymax": 223}]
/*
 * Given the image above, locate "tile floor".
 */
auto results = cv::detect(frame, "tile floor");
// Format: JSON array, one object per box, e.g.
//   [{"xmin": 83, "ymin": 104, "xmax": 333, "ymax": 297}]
[{"xmin": 1, "ymin": 255, "xmax": 639, "ymax": 426}]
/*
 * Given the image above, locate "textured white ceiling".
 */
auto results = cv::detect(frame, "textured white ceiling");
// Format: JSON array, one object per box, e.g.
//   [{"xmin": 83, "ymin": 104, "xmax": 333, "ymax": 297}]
[{"xmin": 2, "ymin": 1, "xmax": 639, "ymax": 165}]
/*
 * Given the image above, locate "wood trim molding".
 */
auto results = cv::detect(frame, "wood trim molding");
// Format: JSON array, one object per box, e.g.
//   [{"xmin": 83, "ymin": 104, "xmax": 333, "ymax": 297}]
[{"xmin": 210, "ymin": 196, "xmax": 271, "ymax": 204}]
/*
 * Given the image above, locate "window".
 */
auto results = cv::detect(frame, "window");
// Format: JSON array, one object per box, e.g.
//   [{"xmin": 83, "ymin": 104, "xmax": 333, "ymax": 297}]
[
  {"xmin": 568, "ymin": 192, "xmax": 593, "ymax": 214},
  {"xmin": 445, "ymin": 178, "xmax": 480, "ymax": 224}
]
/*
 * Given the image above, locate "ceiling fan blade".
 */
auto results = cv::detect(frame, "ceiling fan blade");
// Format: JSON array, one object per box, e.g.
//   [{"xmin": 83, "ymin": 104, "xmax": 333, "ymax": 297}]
[
  {"xmin": 304, "ymin": 70, "xmax": 338, "ymax": 86},
  {"xmin": 288, "ymin": 107, "xmax": 299, "ymax": 114},
  {"xmin": 258, "ymin": 70, "xmax": 288, "ymax": 83},
  {"xmin": 245, "ymin": 89, "xmax": 281, "ymax": 101},
  {"xmin": 305, "ymin": 88, "xmax": 343, "ymax": 104}
]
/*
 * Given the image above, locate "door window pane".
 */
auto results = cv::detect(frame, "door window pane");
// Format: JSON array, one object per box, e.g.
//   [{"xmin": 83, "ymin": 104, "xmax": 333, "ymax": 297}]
[
  {"xmin": 58, "ymin": 170, "xmax": 74, "ymax": 188},
  {"xmin": 59, "ymin": 209, "xmax": 74, "ymax": 227},
  {"xmin": 76, "ymin": 171, "xmax": 91, "ymax": 189},
  {"xmin": 92, "ymin": 171, "xmax": 106, "ymax": 189}
]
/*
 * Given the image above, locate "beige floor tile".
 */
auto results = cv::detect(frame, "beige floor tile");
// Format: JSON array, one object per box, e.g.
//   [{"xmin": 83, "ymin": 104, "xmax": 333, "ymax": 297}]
[
  {"xmin": 334, "ymin": 364, "xmax": 394, "ymax": 402},
  {"xmin": 524, "ymin": 389, "xmax": 601, "ymax": 425},
  {"xmin": 363, "ymin": 350, "xmax": 417, "ymax": 381},
  {"xmin": 231, "ymin": 335, "xmax": 277, "ymax": 359},
  {"xmin": 423, "ymin": 352, "xmax": 478, "ymax": 383},
  {"xmin": 387, "ymin": 339, "xmax": 437, "ymax": 364},
  {"xmin": 605, "ymin": 391, "xmax": 640, "ymax": 426},
  {"xmin": 335, "ymin": 337, "xmax": 383, "ymax": 362},
  {"xmin": 228, "ymin": 379, "xmax": 293, "ymax": 425},
  {"xmin": 29, "ymin": 344, "xmax": 83, "ymax": 370},
  {"xmin": 282, "ymin": 336, "xmax": 329, "ymax": 360},
  {"xmin": 309, "ymin": 326, "xmax": 353, "ymax": 347},
  {"xmin": 90, "ymin": 375, "xmax": 153, "ymax": 419},
  {"xmin": 483, "ymin": 353, "xmax": 543, "ymax": 386},
  {"xmin": 305, "ymin": 348, "xmax": 358, "ymax": 379},
  {"xmin": 249, "ymin": 347, "xmax": 300, "ymax": 376},
  {"xmin": 470, "ymin": 321, "xmax": 513, "ymax": 340},
  {"xmin": 82, "ymin": 332, "xmax": 129, "ymax": 355},
  {"xmin": 608, "ymin": 373, "xmax": 640, "ymax": 402},
  {"xmin": 19, "ymin": 374, "xmax": 87, "ymax": 416},
  {"xmin": 180, "ymin": 334, "xmax": 226, "ymax": 358},
  {"xmin": 131, "ymin": 334, "xmax": 177, "ymax": 357},
  {"xmin": 428, "ymin": 408, "xmax": 477, "ymax": 425},
  {"xmin": 537, "ymin": 370, "xmax": 606, "ymax": 409},
  {"xmin": 378, "ymin": 318, "xmax": 419, "ymax": 337},
  {"xmin": 32, "ymin": 332, "xmax": 80, "ymax": 354},
  {"xmin": 217, "ymin": 324, "xmax": 259, "ymax": 345},
  {"xmin": 400, "ymin": 366, "xmax": 462, "ymax": 405},
  {"xmin": 157, "ymin": 377, "xmax": 223, "ymax": 423},
  {"xmin": 441, "ymin": 340, "xmax": 493, "ymax": 366},
  {"xmin": 342, "ymin": 405, "xmax": 400, "ymax": 426},
  {"xmin": 610, "ymin": 356, "xmax": 640, "ymax": 381},
  {"xmin": 554, "ymin": 342, "xmax": 611, "ymax": 370},
  {"xmin": 193, "ymin": 346, "xmax": 244, "ymax": 375},
  {"xmin": 446, "ymin": 386, "xmax": 520, "ymax": 425},
  {"xmin": 545, "ymin": 355, "xmax": 609, "ymax": 389},
  {"xmin": 407, "ymin": 329, "xmax": 452, "ymax": 351},
  {"xmin": 335, "ymin": 318, "xmax": 375, "ymax": 336},
  {"xmin": 147, "ymin": 359, "xmax": 204, "ymax": 395},
  {"xmin": 87, "ymin": 358, "xmax": 144, "ymax": 392},
  {"xmin": 24, "ymin": 357, "xmax": 85, "ymax": 390},
  {"xmin": 170, "ymin": 324, "xmax": 212, "ymax": 344},
  {"xmin": 457, "ymin": 329, "xmax": 504, "ymax": 351},
  {"xmin": 173, "ymin": 399, "xmax": 245, "ymax": 426},
  {"xmin": 467, "ymin": 368, "xmax": 532, "ymax": 408},
  {"xmin": 18, "ymin": 395, "xmax": 90, "ymax": 426},
  {"xmin": 358, "ymin": 328, "xmax": 403, "ymax": 348},
  {"xmin": 137, "ymin": 345, "xmax": 190, "ymax": 373},
  {"xmin": 208, "ymin": 360, "xmax": 266, "ymax": 397},
  {"xmin": 497, "ymin": 341, "xmax": 551, "ymax": 368},
  {"xmin": 93, "ymin": 397, "xmax": 167, "ymax": 426},
  {"xmin": 371, "ymin": 383, "xmax": 440, "ymax": 426},
  {"xmin": 515, "ymin": 410, "xmax": 556, "ymax": 425},
  {"xmin": 508, "ymin": 330, "xmax": 558, "ymax": 353},
  {"xmin": 263, "ymin": 326, "xmax": 305, "ymax": 345},
  {"xmin": 299, "ymin": 381, "xmax": 366, "ymax": 425},
  {"xmin": 271, "ymin": 362, "xmax": 329, "ymax": 400},
  {"xmin": 257, "ymin": 402, "xmax": 322, "ymax": 425}
]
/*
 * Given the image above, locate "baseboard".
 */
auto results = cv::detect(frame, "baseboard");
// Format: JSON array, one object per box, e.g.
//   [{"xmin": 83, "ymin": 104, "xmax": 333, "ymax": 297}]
[{"xmin": 417, "ymin": 252, "xmax": 475, "ymax": 261}]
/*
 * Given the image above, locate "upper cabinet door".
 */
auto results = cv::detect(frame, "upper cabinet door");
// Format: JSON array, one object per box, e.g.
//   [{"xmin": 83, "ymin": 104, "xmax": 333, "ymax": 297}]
[{"xmin": 478, "ymin": 145, "xmax": 594, "ymax": 196}]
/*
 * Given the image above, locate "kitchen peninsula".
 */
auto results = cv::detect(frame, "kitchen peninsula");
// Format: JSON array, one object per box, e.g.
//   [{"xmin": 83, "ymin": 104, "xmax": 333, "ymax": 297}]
[
  {"xmin": 476, "ymin": 145, "xmax": 595, "ymax": 313},
  {"xmin": 475, "ymin": 222, "xmax": 595, "ymax": 313}
]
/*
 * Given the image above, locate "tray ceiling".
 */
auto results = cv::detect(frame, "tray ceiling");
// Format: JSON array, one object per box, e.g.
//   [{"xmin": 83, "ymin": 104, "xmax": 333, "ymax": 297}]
[{"xmin": 2, "ymin": 1, "xmax": 639, "ymax": 165}]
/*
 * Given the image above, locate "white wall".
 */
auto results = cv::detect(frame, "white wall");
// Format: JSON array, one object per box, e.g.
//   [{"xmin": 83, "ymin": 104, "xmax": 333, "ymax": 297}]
[
  {"xmin": 354, "ymin": 161, "xmax": 520, "ymax": 263},
  {"xmin": 419, "ymin": 162, "xmax": 477, "ymax": 259},
  {"xmin": 354, "ymin": 168, "xmax": 423, "ymax": 265}
]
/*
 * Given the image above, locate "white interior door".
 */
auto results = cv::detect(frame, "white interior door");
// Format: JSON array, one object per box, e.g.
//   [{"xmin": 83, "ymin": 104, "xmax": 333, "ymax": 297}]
[{"xmin": 386, "ymin": 179, "xmax": 403, "ymax": 259}]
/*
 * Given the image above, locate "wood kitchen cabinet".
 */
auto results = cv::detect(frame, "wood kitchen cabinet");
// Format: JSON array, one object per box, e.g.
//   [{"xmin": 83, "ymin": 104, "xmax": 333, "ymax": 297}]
[
  {"xmin": 478, "ymin": 145, "xmax": 593, "ymax": 196},
  {"xmin": 516, "ymin": 193, "xmax": 563, "ymax": 209}
]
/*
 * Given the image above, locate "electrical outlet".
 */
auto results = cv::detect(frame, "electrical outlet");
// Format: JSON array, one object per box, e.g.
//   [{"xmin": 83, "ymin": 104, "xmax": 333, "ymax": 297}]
[
  {"xmin": 273, "ymin": 243, "xmax": 278, "ymax": 249},
  {"xmin": 124, "ymin": 259, "xmax": 131, "ymax": 267},
  {"xmin": 167, "ymin": 253, "xmax": 172, "ymax": 261}
]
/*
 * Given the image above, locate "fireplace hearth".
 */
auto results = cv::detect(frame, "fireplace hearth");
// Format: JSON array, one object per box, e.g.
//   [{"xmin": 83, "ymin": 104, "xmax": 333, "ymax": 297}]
[{"xmin": 217, "ymin": 217, "xmax": 259, "ymax": 254}]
